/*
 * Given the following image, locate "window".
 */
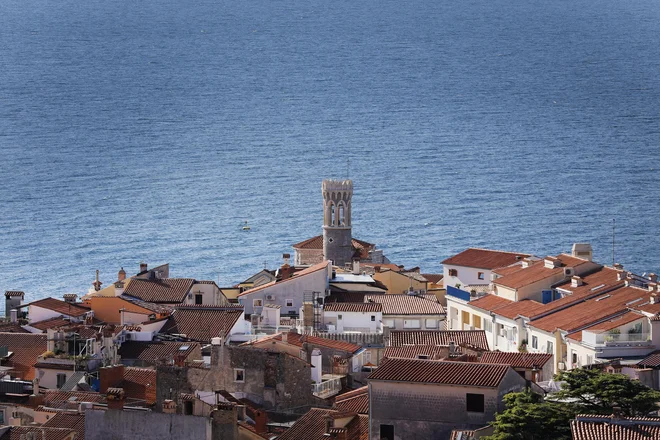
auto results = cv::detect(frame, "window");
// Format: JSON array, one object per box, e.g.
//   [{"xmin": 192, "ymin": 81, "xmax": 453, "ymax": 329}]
[
  {"xmin": 425, "ymin": 319, "xmax": 437, "ymax": 329},
  {"xmin": 195, "ymin": 294, "xmax": 203, "ymax": 305},
  {"xmin": 417, "ymin": 354, "xmax": 429, "ymax": 359},
  {"xmin": 531, "ymin": 336, "xmax": 538, "ymax": 349},
  {"xmin": 478, "ymin": 272, "xmax": 485, "ymax": 280},
  {"xmin": 466, "ymin": 393, "xmax": 485, "ymax": 412},
  {"xmin": 184, "ymin": 401, "xmax": 193, "ymax": 415},
  {"xmin": 449, "ymin": 269, "xmax": 458, "ymax": 277},
  {"xmin": 253, "ymin": 299, "xmax": 263, "ymax": 308},
  {"xmin": 380, "ymin": 424, "xmax": 394, "ymax": 440},
  {"xmin": 383, "ymin": 319, "xmax": 395, "ymax": 328},
  {"xmin": 483, "ymin": 320, "xmax": 492, "ymax": 333},
  {"xmin": 371, "ymin": 315, "xmax": 376, "ymax": 322},
  {"xmin": 472, "ymin": 315, "xmax": 481, "ymax": 329},
  {"xmin": 403, "ymin": 319, "xmax": 420, "ymax": 329},
  {"xmin": 572, "ymin": 351, "xmax": 578, "ymax": 366},
  {"xmin": 338, "ymin": 314, "xmax": 343, "ymax": 320},
  {"xmin": 546, "ymin": 341, "xmax": 554, "ymax": 354},
  {"xmin": 285, "ymin": 299, "xmax": 294, "ymax": 307},
  {"xmin": 234, "ymin": 368, "xmax": 245, "ymax": 382},
  {"xmin": 56, "ymin": 373, "xmax": 67, "ymax": 389}
]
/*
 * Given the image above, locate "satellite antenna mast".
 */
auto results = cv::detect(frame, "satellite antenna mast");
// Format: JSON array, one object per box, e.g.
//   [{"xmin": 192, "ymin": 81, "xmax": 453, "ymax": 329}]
[{"xmin": 612, "ymin": 218, "xmax": 615, "ymax": 266}]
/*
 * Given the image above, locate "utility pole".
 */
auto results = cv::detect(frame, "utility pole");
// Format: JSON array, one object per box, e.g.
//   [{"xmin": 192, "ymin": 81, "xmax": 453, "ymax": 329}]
[{"xmin": 612, "ymin": 218, "xmax": 615, "ymax": 266}]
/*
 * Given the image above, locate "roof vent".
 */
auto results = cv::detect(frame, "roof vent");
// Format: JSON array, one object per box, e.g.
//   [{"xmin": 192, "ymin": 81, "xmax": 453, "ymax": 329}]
[{"xmin": 571, "ymin": 276, "xmax": 583, "ymax": 288}]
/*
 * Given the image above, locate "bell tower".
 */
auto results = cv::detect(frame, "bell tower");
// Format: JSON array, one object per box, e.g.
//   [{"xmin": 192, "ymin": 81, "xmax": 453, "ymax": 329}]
[{"xmin": 322, "ymin": 179, "xmax": 353, "ymax": 267}]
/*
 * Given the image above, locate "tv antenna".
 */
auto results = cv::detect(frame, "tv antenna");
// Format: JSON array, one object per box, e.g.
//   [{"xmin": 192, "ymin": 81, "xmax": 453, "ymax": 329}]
[{"xmin": 612, "ymin": 218, "xmax": 615, "ymax": 266}]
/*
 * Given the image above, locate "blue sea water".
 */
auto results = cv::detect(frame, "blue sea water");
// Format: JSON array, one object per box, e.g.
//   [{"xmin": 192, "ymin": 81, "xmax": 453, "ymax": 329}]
[{"xmin": 1, "ymin": 0, "xmax": 660, "ymax": 305}]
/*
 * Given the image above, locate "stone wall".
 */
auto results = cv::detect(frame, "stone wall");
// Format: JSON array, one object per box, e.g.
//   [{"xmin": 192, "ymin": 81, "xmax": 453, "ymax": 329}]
[{"xmin": 85, "ymin": 409, "xmax": 211, "ymax": 440}]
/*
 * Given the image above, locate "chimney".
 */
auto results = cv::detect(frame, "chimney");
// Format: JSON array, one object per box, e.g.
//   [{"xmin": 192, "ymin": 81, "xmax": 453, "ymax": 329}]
[
  {"xmin": 10, "ymin": 309, "xmax": 18, "ymax": 324},
  {"xmin": 521, "ymin": 259, "xmax": 531, "ymax": 269},
  {"xmin": 5, "ymin": 291, "xmax": 25, "ymax": 319},
  {"xmin": 544, "ymin": 257, "xmax": 560, "ymax": 269},
  {"xmin": 649, "ymin": 273, "xmax": 658, "ymax": 283},
  {"xmin": 611, "ymin": 406, "xmax": 623, "ymax": 421},
  {"xmin": 325, "ymin": 415, "xmax": 333, "ymax": 434},
  {"xmin": 106, "ymin": 388, "xmax": 125, "ymax": 410},
  {"xmin": 282, "ymin": 332, "xmax": 288, "ymax": 343},
  {"xmin": 282, "ymin": 253, "xmax": 291, "ymax": 266},
  {"xmin": 571, "ymin": 243, "xmax": 593, "ymax": 261},
  {"xmin": 114, "ymin": 281, "xmax": 124, "ymax": 296},
  {"xmin": 92, "ymin": 270, "xmax": 102, "ymax": 292},
  {"xmin": 63, "ymin": 294, "xmax": 78, "ymax": 304},
  {"xmin": 100, "ymin": 365, "xmax": 125, "ymax": 393},
  {"xmin": 28, "ymin": 393, "xmax": 44, "ymax": 408},
  {"xmin": 613, "ymin": 263, "xmax": 624, "ymax": 271},
  {"xmin": 571, "ymin": 276, "xmax": 583, "ymax": 288},
  {"xmin": 616, "ymin": 270, "xmax": 627, "ymax": 281},
  {"xmin": 174, "ymin": 353, "xmax": 186, "ymax": 367},
  {"xmin": 162, "ymin": 399, "xmax": 176, "ymax": 414},
  {"xmin": 210, "ymin": 336, "xmax": 225, "ymax": 367},
  {"xmin": 311, "ymin": 348, "xmax": 322, "ymax": 384},
  {"xmin": 449, "ymin": 341, "xmax": 457, "ymax": 356},
  {"xmin": 140, "ymin": 262, "xmax": 148, "ymax": 273},
  {"xmin": 254, "ymin": 410, "xmax": 268, "ymax": 434},
  {"xmin": 650, "ymin": 293, "xmax": 657, "ymax": 304},
  {"xmin": 352, "ymin": 260, "xmax": 360, "ymax": 275},
  {"xmin": 118, "ymin": 267, "xmax": 126, "ymax": 281}
]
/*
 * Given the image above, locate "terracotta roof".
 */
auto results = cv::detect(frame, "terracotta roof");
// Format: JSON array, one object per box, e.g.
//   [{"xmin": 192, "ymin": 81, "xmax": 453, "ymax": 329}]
[
  {"xmin": 42, "ymin": 412, "xmax": 85, "ymax": 440},
  {"xmin": 571, "ymin": 416, "xmax": 660, "ymax": 440},
  {"xmin": 0, "ymin": 332, "xmax": 47, "ymax": 380},
  {"xmin": 248, "ymin": 332, "xmax": 362, "ymax": 354},
  {"xmin": 119, "ymin": 295, "xmax": 174, "ymax": 314},
  {"xmin": 480, "ymin": 352, "xmax": 553, "ymax": 369},
  {"xmin": 0, "ymin": 322, "xmax": 30, "ymax": 333},
  {"xmin": 442, "ymin": 248, "xmax": 529, "ymax": 270},
  {"xmin": 389, "ymin": 330, "xmax": 489, "ymax": 351},
  {"xmin": 494, "ymin": 254, "xmax": 591, "ymax": 290},
  {"xmin": 119, "ymin": 341, "xmax": 199, "ymax": 363},
  {"xmin": 122, "ymin": 367, "xmax": 157, "ymax": 405},
  {"xmin": 0, "ymin": 427, "xmax": 76, "ymax": 440},
  {"xmin": 34, "ymin": 362, "xmax": 75, "ymax": 371},
  {"xmin": 364, "ymin": 294, "xmax": 445, "ymax": 315},
  {"xmin": 324, "ymin": 302, "xmax": 382, "ymax": 313},
  {"xmin": 293, "ymin": 235, "xmax": 375, "ymax": 254},
  {"xmin": 383, "ymin": 345, "xmax": 450, "ymax": 360},
  {"xmin": 159, "ymin": 308, "xmax": 243, "ymax": 343},
  {"xmin": 529, "ymin": 286, "xmax": 649, "ymax": 333},
  {"xmin": 20, "ymin": 298, "xmax": 90, "ymax": 317},
  {"xmin": 462, "ymin": 294, "xmax": 513, "ymax": 313},
  {"xmin": 494, "ymin": 299, "xmax": 546, "ymax": 320},
  {"xmin": 238, "ymin": 261, "xmax": 330, "ymax": 297},
  {"xmin": 123, "ymin": 278, "xmax": 194, "ymax": 303},
  {"xmin": 5, "ymin": 290, "xmax": 25, "ymax": 297},
  {"xmin": 368, "ymin": 358, "xmax": 511, "ymax": 387},
  {"xmin": 333, "ymin": 389, "xmax": 369, "ymax": 415},
  {"xmin": 43, "ymin": 390, "xmax": 106, "ymax": 406},
  {"xmin": 27, "ymin": 316, "xmax": 73, "ymax": 332},
  {"xmin": 277, "ymin": 408, "xmax": 367, "ymax": 440},
  {"xmin": 637, "ymin": 351, "xmax": 660, "ymax": 368},
  {"xmin": 566, "ymin": 311, "xmax": 647, "ymax": 342},
  {"xmin": 492, "ymin": 263, "xmax": 527, "ymax": 277},
  {"xmin": 422, "ymin": 274, "xmax": 444, "ymax": 284}
]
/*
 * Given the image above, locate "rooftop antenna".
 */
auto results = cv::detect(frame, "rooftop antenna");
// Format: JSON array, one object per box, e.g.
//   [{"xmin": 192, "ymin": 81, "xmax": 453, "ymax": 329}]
[
  {"xmin": 612, "ymin": 218, "xmax": 615, "ymax": 266},
  {"xmin": 346, "ymin": 158, "xmax": 350, "ymax": 180},
  {"xmin": 263, "ymin": 260, "xmax": 268, "ymax": 270}
]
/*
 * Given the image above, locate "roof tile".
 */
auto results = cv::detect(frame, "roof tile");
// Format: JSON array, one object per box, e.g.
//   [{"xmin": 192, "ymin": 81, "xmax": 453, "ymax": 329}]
[
  {"xmin": 389, "ymin": 330, "xmax": 489, "ymax": 351},
  {"xmin": 364, "ymin": 294, "xmax": 445, "ymax": 315},
  {"xmin": 0, "ymin": 332, "xmax": 47, "ymax": 380},
  {"xmin": 324, "ymin": 302, "xmax": 382, "ymax": 313},
  {"xmin": 479, "ymin": 352, "xmax": 553, "ymax": 369},
  {"xmin": 159, "ymin": 307, "xmax": 243, "ymax": 343},
  {"xmin": 123, "ymin": 278, "xmax": 195, "ymax": 303},
  {"xmin": 442, "ymin": 248, "xmax": 529, "ymax": 270}
]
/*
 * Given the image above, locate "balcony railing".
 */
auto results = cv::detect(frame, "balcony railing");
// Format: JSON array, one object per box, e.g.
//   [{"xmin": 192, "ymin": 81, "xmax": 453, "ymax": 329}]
[
  {"xmin": 311, "ymin": 375, "xmax": 342, "ymax": 399},
  {"xmin": 582, "ymin": 331, "xmax": 651, "ymax": 347}
]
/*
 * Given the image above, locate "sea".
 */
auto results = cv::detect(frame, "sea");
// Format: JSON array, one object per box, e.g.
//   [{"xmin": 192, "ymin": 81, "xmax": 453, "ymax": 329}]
[{"xmin": 1, "ymin": 0, "xmax": 660, "ymax": 307}]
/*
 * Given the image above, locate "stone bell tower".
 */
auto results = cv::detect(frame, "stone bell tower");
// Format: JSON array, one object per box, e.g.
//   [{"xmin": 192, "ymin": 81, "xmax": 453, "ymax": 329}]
[{"xmin": 322, "ymin": 179, "xmax": 353, "ymax": 267}]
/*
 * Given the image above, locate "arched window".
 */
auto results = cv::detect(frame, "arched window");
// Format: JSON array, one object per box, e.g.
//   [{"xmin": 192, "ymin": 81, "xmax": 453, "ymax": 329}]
[
  {"xmin": 339, "ymin": 203, "xmax": 345, "ymax": 226},
  {"xmin": 330, "ymin": 203, "xmax": 336, "ymax": 226}
]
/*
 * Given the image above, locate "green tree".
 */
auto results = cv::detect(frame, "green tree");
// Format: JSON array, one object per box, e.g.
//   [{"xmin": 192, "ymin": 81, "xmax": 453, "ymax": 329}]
[
  {"xmin": 483, "ymin": 391, "xmax": 577, "ymax": 440},
  {"xmin": 554, "ymin": 367, "xmax": 660, "ymax": 417}
]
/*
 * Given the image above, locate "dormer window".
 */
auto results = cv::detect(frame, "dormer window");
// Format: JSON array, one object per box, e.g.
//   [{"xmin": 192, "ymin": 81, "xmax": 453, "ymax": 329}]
[{"xmin": 449, "ymin": 269, "xmax": 458, "ymax": 277}]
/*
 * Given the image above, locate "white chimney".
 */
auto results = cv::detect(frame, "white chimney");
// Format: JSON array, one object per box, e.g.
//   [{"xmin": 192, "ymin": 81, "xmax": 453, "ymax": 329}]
[
  {"xmin": 571, "ymin": 276, "xmax": 583, "ymax": 288},
  {"xmin": 311, "ymin": 349, "xmax": 322, "ymax": 384},
  {"xmin": 211, "ymin": 337, "xmax": 223, "ymax": 346},
  {"xmin": 521, "ymin": 259, "xmax": 531, "ymax": 269},
  {"xmin": 10, "ymin": 309, "xmax": 18, "ymax": 323},
  {"xmin": 352, "ymin": 260, "xmax": 360, "ymax": 275},
  {"xmin": 571, "ymin": 243, "xmax": 593, "ymax": 261},
  {"xmin": 114, "ymin": 281, "xmax": 124, "ymax": 296},
  {"xmin": 544, "ymin": 257, "xmax": 559, "ymax": 269}
]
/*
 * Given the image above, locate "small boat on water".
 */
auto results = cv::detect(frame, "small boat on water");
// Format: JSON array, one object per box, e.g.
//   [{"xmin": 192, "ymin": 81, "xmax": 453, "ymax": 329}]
[{"xmin": 242, "ymin": 220, "xmax": 251, "ymax": 231}]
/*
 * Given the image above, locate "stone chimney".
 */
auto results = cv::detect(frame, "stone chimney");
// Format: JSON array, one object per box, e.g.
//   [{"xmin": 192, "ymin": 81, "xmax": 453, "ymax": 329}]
[
  {"xmin": 571, "ymin": 276, "xmax": 583, "ymax": 288},
  {"xmin": 63, "ymin": 294, "xmax": 77, "ymax": 304},
  {"xmin": 106, "ymin": 388, "xmax": 125, "ymax": 410},
  {"xmin": 210, "ymin": 335, "xmax": 225, "ymax": 367},
  {"xmin": 162, "ymin": 399, "xmax": 176, "ymax": 414},
  {"xmin": 4, "ymin": 291, "xmax": 24, "ymax": 319},
  {"xmin": 211, "ymin": 402, "xmax": 239, "ymax": 440},
  {"xmin": 118, "ymin": 267, "xmax": 126, "ymax": 281},
  {"xmin": 278, "ymin": 255, "xmax": 293, "ymax": 281},
  {"xmin": 140, "ymin": 262, "xmax": 148, "ymax": 273}
]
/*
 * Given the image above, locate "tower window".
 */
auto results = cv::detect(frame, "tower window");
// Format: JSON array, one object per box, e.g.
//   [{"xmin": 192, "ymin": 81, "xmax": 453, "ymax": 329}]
[{"xmin": 339, "ymin": 204, "xmax": 345, "ymax": 225}]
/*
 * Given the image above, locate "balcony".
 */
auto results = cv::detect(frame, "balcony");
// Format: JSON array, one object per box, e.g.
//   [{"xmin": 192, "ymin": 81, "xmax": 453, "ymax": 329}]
[
  {"xmin": 582, "ymin": 331, "xmax": 652, "ymax": 348},
  {"xmin": 311, "ymin": 374, "xmax": 343, "ymax": 399}
]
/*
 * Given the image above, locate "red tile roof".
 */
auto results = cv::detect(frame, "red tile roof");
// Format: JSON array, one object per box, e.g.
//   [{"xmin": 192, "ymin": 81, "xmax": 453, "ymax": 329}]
[
  {"xmin": 442, "ymin": 248, "xmax": 529, "ymax": 270},
  {"xmin": 118, "ymin": 341, "xmax": 199, "ymax": 363},
  {"xmin": 324, "ymin": 302, "xmax": 382, "ymax": 313},
  {"xmin": 494, "ymin": 255, "xmax": 591, "ymax": 290},
  {"xmin": 277, "ymin": 408, "xmax": 367, "ymax": 440},
  {"xmin": 494, "ymin": 299, "xmax": 546, "ymax": 320},
  {"xmin": 0, "ymin": 323, "xmax": 30, "ymax": 333},
  {"xmin": 293, "ymin": 235, "xmax": 374, "ymax": 254},
  {"xmin": 368, "ymin": 358, "xmax": 512, "ymax": 387},
  {"xmin": 28, "ymin": 316, "xmax": 73, "ymax": 332},
  {"xmin": 479, "ymin": 352, "xmax": 553, "ymax": 369},
  {"xmin": 529, "ymin": 286, "xmax": 649, "ymax": 333},
  {"xmin": 389, "ymin": 330, "xmax": 489, "ymax": 351},
  {"xmin": 422, "ymin": 274, "xmax": 444, "ymax": 284},
  {"xmin": 22, "ymin": 298, "xmax": 90, "ymax": 317},
  {"xmin": 43, "ymin": 390, "xmax": 106, "ymax": 407},
  {"xmin": 122, "ymin": 367, "xmax": 157, "ymax": 405},
  {"xmin": 0, "ymin": 427, "xmax": 75, "ymax": 440},
  {"xmin": 467, "ymin": 294, "xmax": 513, "ymax": 313},
  {"xmin": 159, "ymin": 307, "xmax": 243, "ymax": 342},
  {"xmin": 42, "ymin": 412, "xmax": 85, "ymax": 440},
  {"xmin": 123, "ymin": 278, "xmax": 195, "ymax": 303},
  {"xmin": 566, "ymin": 311, "xmax": 646, "ymax": 342},
  {"xmin": 637, "ymin": 351, "xmax": 660, "ymax": 368},
  {"xmin": 0, "ymin": 332, "xmax": 47, "ymax": 380},
  {"xmin": 238, "ymin": 261, "xmax": 330, "ymax": 297},
  {"xmin": 248, "ymin": 332, "xmax": 362, "ymax": 354},
  {"xmin": 334, "ymin": 387, "xmax": 369, "ymax": 414},
  {"xmin": 383, "ymin": 345, "xmax": 450, "ymax": 360},
  {"xmin": 364, "ymin": 294, "xmax": 445, "ymax": 315},
  {"xmin": 571, "ymin": 416, "xmax": 660, "ymax": 440}
]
